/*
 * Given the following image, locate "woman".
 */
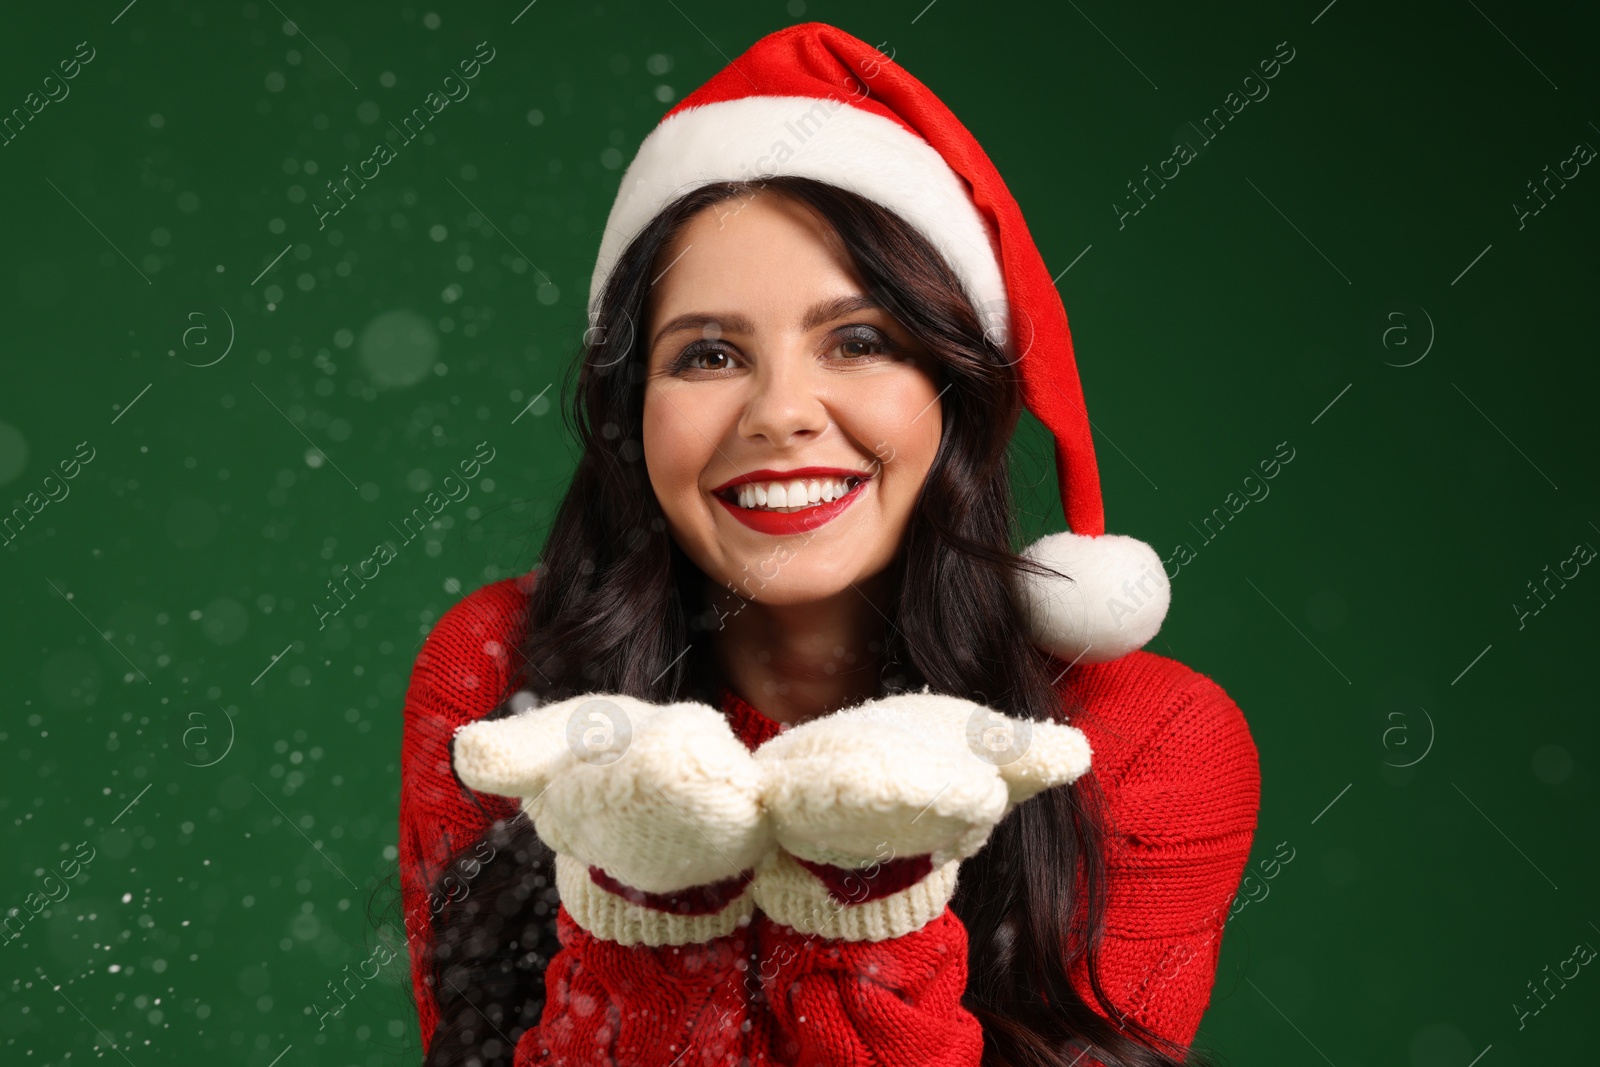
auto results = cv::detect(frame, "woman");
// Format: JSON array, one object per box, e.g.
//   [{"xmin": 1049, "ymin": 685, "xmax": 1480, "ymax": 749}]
[{"xmin": 398, "ymin": 22, "xmax": 1260, "ymax": 1067}]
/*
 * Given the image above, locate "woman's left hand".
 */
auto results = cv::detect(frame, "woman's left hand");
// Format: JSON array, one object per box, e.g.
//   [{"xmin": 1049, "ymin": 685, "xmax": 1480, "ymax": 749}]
[
  {"xmin": 756, "ymin": 688, "xmax": 1091, "ymax": 867},
  {"xmin": 749, "ymin": 688, "xmax": 1091, "ymax": 940}
]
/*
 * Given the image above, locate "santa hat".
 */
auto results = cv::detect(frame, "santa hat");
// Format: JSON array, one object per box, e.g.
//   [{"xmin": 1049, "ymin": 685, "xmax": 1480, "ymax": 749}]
[{"xmin": 587, "ymin": 22, "xmax": 1168, "ymax": 664}]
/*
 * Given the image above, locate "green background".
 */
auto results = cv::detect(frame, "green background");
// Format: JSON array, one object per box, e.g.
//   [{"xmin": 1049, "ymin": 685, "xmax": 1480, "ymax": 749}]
[{"xmin": 1, "ymin": 1, "xmax": 1595, "ymax": 1064}]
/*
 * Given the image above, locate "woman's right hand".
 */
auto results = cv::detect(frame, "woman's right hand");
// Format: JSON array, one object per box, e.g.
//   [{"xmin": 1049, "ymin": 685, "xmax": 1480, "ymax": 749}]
[{"xmin": 452, "ymin": 693, "xmax": 772, "ymax": 945}]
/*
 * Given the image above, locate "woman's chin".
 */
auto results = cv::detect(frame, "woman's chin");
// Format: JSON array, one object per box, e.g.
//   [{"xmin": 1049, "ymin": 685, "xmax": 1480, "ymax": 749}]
[{"xmin": 715, "ymin": 561, "xmax": 865, "ymax": 607}]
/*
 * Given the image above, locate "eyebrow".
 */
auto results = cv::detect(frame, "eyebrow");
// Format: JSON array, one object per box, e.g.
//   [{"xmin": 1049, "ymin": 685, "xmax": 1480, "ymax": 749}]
[{"xmin": 649, "ymin": 293, "xmax": 888, "ymax": 352}]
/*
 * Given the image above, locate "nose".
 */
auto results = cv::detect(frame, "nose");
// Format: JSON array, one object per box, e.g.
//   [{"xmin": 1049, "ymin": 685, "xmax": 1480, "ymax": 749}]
[{"xmin": 736, "ymin": 350, "xmax": 828, "ymax": 448}]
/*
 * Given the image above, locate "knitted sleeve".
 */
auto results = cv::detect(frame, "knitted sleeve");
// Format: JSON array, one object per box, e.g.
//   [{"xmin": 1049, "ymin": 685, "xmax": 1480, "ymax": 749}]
[
  {"xmin": 524, "ymin": 906, "xmax": 754, "ymax": 1066},
  {"xmin": 741, "ymin": 667, "xmax": 1257, "ymax": 1064},
  {"xmin": 399, "ymin": 578, "xmax": 528, "ymax": 1053},
  {"xmin": 751, "ymin": 906, "xmax": 985, "ymax": 1066},
  {"xmin": 1069, "ymin": 672, "xmax": 1261, "ymax": 1049},
  {"xmin": 401, "ymin": 578, "xmax": 757, "ymax": 1065}
]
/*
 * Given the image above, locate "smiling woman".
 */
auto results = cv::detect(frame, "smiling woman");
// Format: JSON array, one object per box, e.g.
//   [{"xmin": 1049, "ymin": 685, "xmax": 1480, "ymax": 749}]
[
  {"xmin": 641, "ymin": 191, "xmax": 945, "ymax": 696},
  {"xmin": 400, "ymin": 21, "xmax": 1258, "ymax": 1067}
]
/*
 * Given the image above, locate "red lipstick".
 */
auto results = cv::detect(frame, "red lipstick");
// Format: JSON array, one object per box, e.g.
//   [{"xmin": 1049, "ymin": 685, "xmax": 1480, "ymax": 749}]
[{"xmin": 711, "ymin": 467, "xmax": 871, "ymax": 536}]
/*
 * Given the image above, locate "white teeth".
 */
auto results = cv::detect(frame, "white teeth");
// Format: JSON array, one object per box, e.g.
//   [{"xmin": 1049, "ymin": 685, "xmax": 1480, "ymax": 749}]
[{"xmin": 729, "ymin": 476, "xmax": 860, "ymax": 511}]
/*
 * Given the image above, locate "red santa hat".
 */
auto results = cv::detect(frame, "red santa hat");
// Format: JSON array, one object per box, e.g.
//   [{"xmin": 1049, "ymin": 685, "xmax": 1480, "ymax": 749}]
[{"xmin": 587, "ymin": 22, "xmax": 1168, "ymax": 664}]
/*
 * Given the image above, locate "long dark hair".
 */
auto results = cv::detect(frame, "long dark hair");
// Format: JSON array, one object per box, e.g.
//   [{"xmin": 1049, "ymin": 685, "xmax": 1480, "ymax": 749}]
[{"xmin": 419, "ymin": 176, "xmax": 1209, "ymax": 1067}]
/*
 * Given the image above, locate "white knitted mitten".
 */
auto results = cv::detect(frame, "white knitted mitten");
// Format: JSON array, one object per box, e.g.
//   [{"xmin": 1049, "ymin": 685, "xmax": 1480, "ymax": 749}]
[
  {"xmin": 452, "ymin": 693, "xmax": 772, "ymax": 946},
  {"xmin": 751, "ymin": 688, "xmax": 1092, "ymax": 941}
]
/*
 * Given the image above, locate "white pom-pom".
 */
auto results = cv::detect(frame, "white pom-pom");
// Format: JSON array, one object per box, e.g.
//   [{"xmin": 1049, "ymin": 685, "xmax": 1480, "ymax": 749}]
[{"xmin": 1014, "ymin": 531, "xmax": 1170, "ymax": 664}]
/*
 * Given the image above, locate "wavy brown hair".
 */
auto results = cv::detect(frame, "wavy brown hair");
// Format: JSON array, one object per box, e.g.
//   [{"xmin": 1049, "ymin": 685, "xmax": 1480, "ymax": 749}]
[{"xmin": 418, "ymin": 176, "xmax": 1210, "ymax": 1067}]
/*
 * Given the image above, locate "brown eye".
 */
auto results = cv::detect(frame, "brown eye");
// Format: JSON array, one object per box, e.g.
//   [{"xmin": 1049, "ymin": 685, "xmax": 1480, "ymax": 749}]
[
  {"xmin": 688, "ymin": 350, "xmax": 730, "ymax": 370},
  {"xmin": 670, "ymin": 345, "xmax": 736, "ymax": 374},
  {"xmin": 832, "ymin": 326, "xmax": 895, "ymax": 361}
]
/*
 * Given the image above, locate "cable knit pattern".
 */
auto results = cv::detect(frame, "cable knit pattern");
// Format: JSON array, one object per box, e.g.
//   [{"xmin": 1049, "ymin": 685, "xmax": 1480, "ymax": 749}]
[
  {"xmin": 751, "ymin": 907, "xmax": 986, "ymax": 1066},
  {"xmin": 400, "ymin": 578, "xmax": 1261, "ymax": 1062}
]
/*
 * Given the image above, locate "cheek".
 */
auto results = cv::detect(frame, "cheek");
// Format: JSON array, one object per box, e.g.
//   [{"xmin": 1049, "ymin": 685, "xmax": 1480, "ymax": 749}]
[
  {"xmin": 642, "ymin": 387, "xmax": 714, "ymax": 514},
  {"xmin": 839, "ymin": 371, "xmax": 943, "ymax": 484}
]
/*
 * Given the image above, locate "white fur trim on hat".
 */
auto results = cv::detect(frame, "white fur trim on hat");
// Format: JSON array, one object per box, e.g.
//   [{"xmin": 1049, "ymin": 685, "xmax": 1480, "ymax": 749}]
[
  {"xmin": 588, "ymin": 95, "xmax": 1008, "ymax": 334},
  {"xmin": 1015, "ymin": 532, "xmax": 1170, "ymax": 665}
]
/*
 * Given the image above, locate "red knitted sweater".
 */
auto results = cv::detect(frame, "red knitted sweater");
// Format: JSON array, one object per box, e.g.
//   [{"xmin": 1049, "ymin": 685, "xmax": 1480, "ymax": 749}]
[{"xmin": 399, "ymin": 575, "xmax": 1260, "ymax": 1065}]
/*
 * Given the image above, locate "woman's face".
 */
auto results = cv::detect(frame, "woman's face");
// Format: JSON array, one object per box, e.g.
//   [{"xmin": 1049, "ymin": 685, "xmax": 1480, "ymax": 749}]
[{"xmin": 641, "ymin": 190, "xmax": 944, "ymax": 606}]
